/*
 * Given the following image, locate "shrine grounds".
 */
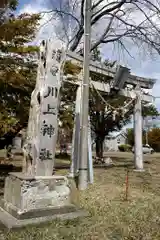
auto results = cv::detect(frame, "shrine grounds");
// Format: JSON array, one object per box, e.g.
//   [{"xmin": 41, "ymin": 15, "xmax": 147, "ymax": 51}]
[{"xmin": 1, "ymin": 152, "xmax": 160, "ymax": 239}]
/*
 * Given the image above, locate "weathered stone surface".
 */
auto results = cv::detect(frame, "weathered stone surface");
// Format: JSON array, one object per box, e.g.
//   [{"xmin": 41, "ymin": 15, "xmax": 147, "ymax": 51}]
[
  {"xmin": 0, "ymin": 172, "xmax": 87, "ymax": 228},
  {"xmin": 2, "ymin": 173, "xmax": 75, "ymax": 216},
  {"xmin": 23, "ymin": 40, "xmax": 66, "ymax": 176},
  {"xmin": 0, "ymin": 207, "xmax": 88, "ymax": 229}
]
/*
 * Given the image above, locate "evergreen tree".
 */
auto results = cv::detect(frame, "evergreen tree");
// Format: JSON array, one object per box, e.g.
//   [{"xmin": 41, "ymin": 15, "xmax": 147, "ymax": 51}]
[
  {"xmin": 0, "ymin": 1, "xmax": 40, "ymax": 147},
  {"xmin": 0, "ymin": 0, "xmax": 18, "ymax": 24}
]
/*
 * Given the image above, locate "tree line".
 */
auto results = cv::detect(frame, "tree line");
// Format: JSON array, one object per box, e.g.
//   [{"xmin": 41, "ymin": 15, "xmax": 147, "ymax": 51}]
[
  {"xmin": 126, "ymin": 128, "xmax": 160, "ymax": 152},
  {"xmin": 0, "ymin": 0, "xmax": 159, "ymax": 160}
]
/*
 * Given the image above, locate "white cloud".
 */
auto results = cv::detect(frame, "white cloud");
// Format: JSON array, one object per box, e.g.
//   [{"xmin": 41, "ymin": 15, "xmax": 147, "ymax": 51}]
[
  {"xmin": 19, "ymin": 1, "xmax": 62, "ymax": 46},
  {"xmin": 19, "ymin": 3, "xmax": 42, "ymax": 15}
]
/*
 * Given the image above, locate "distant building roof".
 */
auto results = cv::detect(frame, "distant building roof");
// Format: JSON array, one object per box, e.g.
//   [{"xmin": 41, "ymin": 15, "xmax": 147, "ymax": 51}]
[{"xmin": 107, "ymin": 131, "xmax": 127, "ymax": 139}]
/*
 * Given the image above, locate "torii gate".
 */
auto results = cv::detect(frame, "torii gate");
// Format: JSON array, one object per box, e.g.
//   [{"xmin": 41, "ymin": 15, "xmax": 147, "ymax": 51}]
[
  {"xmin": 65, "ymin": 50, "xmax": 155, "ymax": 174},
  {"xmin": 0, "ymin": 39, "xmax": 156, "ymax": 226},
  {"xmin": 23, "ymin": 39, "xmax": 155, "ymax": 177}
]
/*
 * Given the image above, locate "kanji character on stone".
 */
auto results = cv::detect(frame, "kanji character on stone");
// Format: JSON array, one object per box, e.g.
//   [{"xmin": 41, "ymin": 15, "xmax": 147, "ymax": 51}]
[
  {"xmin": 39, "ymin": 148, "xmax": 52, "ymax": 161},
  {"xmin": 43, "ymin": 104, "xmax": 56, "ymax": 115},
  {"xmin": 41, "ymin": 120, "xmax": 55, "ymax": 138}
]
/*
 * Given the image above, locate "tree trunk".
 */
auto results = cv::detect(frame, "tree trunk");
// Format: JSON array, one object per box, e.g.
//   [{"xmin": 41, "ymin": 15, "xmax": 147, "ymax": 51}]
[
  {"xmin": 95, "ymin": 136, "xmax": 104, "ymax": 162},
  {"xmin": 69, "ymin": 28, "xmax": 84, "ymax": 52}
]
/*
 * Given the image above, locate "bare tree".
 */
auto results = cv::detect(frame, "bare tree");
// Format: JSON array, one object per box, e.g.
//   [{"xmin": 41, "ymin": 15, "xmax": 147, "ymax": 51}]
[
  {"xmin": 41, "ymin": 0, "xmax": 160, "ymax": 160},
  {"xmin": 43, "ymin": 0, "xmax": 160, "ymax": 55}
]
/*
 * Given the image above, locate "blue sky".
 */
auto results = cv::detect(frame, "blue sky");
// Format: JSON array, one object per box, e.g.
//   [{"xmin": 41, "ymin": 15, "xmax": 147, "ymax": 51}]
[
  {"xmin": 18, "ymin": 0, "xmax": 160, "ymax": 130},
  {"xmin": 17, "ymin": 0, "xmax": 31, "ymax": 11}
]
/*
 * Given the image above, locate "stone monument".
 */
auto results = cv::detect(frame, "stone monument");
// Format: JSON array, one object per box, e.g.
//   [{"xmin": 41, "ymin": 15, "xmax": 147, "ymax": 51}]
[{"xmin": 0, "ymin": 40, "xmax": 86, "ymax": 228}]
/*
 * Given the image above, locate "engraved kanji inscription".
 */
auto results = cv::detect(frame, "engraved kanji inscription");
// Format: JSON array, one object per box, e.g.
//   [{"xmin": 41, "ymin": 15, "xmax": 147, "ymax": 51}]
[
  {"xmin": 41, "ymin": 120, "xmax": 55, "ymax": 138},
  {"xmin": 50, "ymin": 65, "xmax": 59, "ymax": 76},
  {"xmin": 39, "ymin": 148, "xmax": 52, "ymax": 161},
  {"xmin": 43, "ymin": 104, "xmax": 56, "ymax": 115},
  {"xmin": 56, "ymin": 49, "xmax": 62, "ymax": 63},
  {"xmin": 50, "ymin": 66, "xmax": 58, "ymax": 76},
  {"xmin": 52, "ymin": 50, "xmax": 56, "ymax": 59},
  {"xmin": 44, "ymin": 87, "xmax": 58, "ymax": 98}
]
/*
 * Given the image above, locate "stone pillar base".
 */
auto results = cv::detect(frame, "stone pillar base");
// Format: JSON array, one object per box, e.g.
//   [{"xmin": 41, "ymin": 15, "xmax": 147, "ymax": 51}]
[{"xmin": 0, "ymin": 172, "xmax": 87, "ymax": 228}]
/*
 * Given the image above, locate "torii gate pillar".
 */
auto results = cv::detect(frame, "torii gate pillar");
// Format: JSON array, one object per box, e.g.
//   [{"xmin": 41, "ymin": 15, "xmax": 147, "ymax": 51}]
[{"xmin": 133, "ymin": 90, "xmax": 144, "ymax": 171}]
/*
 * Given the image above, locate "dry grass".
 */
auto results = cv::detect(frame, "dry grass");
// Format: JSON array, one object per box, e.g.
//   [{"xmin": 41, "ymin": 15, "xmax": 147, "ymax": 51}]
[{"xmin": 1, "ymin": 155, "xmax": 160, "ymax": 239}]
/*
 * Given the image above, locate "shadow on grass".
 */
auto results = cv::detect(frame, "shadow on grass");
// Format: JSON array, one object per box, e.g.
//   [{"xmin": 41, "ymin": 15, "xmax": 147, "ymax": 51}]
[
  {"xmin": 112, "ymin": 157, "xmax": 133, "ymax": 162},
  {"xmin": 54, "ymin": 162, "xmax": 134, "ymax": 170},
  {"xmin": 115, "ymin": 163, "xmax": 133, "ymax": 168},
  {"xmin": 55, "ymin": 153, "xmax": 71, "ymax": 160}
]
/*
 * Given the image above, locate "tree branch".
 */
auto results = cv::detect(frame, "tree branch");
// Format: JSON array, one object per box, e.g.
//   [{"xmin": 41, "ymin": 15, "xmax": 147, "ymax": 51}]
[
  {"xmin": 92, "ymin": 1, "xmax": 125, "ymax": 19},
  {"xmin": 41, "ymin": 9, "xmax": 81, "ymax": 27},
  {"xmin": 117, "ymin": 39, "xmax": 134, "ymax": 58},
  {"xmin": 133, "ymin": 2, "xmax": 159, "ymax": 34},
  {"xmin": 49, "ymin": 0, "xmax": 160, "ymax": 55},
  {"xmin": 91, "ymin": 0, "xmax": 104, "ymax": 10},
  {"xmin": 70, "ymin": 0, "xmax": 127, "ymax": 51},
  {"xmin": 90, "ymin": 9, "xmax": 119, "ymax": 51},
  {"xmin": 91, "ymin": 0, "xmax": 126, "ymax": 26},
  {"xmin": 80, "ymin": 0, "xmax": 85, "ymax": 25}
]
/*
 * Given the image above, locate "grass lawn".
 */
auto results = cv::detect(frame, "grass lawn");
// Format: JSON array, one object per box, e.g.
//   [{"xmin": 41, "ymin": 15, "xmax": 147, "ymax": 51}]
[{"xmin": 1, "ymin": 156, "xmax": 160, "ymax": 239}]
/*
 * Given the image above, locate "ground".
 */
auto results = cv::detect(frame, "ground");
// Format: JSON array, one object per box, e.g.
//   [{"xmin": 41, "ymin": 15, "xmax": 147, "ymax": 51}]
[{"xmin": 0, "ymin": 152, "xmax": 160, "ymax": 239}]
